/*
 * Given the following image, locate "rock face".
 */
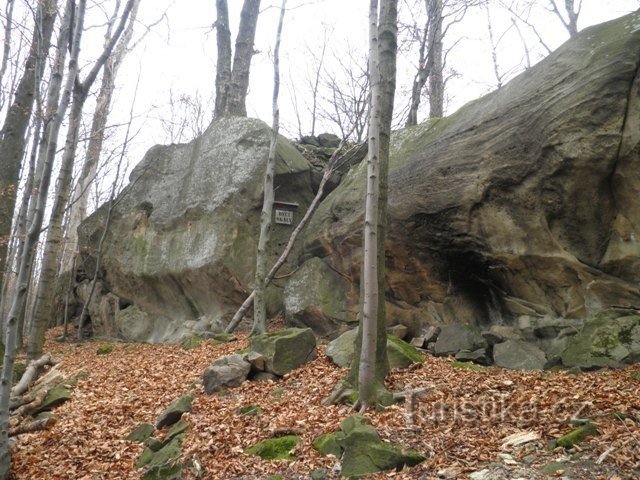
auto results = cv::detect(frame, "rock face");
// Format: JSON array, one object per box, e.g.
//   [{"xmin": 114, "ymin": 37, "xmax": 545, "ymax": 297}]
[
  {"xmin": 76, "ymin": 117, "xmax": 313, "ymax": 342},
  {"xmin": 203, "ymin": 354, "xmax": 251, "ymax": 394},
  {"xmin": 72, "ymin": 13, "xmax": 640, "ymax": 369},
  {"xmin": 298, "ymin": 13, "xmax": 640, "ymax": 362}
]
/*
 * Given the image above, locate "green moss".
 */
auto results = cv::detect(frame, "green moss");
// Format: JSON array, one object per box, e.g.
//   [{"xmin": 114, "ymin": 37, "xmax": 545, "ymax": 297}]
[
  {"xmin": 387, "ymin": 335, "xmax": 425, "ymax": 368},
  {"xmin": 210, "ymin": 333, "xmax": 236, "ymax": 343},
  {"xmin": 556, "ymin": 422, "xmax": 598, "ymax": 448},
  {"xmin": 12, "ymin": 362, "xmax": 26, "ymax": 385},
  {"xmin": 33, "ymin": 385, "xmax": 72, "ymax": 414},
  {"xmin": 237, "ymin": 404, "xmax": 263, "ymax": 416},
  {"xmin": 126, "ymin": 423, "xmax": 155, "ymax": 442},
  {"xmin": 244, "ymin": 435, "xmax": 301, "ymax": 461},
  {"xmin": 96, "ymin": 344, "xmax": 114, "ymax": 355},
  {"xmin": 449, "ymin": 361, "xmax": 487, "ymax": 371},
  {"xmin": 137, "ymin": 434, "xmax": 184, "ymax": 479},
  {"xmin": 165, "ymin": 419, "xmax": 189, "ymax": 441},
  {"xmin": 144, "ymin": 437, "xmax": 164, "ymax": 452},
  {"xmin": 631, "ymin": 371, "xmax": 640, "ymax": 381},
  {"xmin": 312, "ymin": 432, "xmax": 344, "ymax": 457},
  {"xmin": 156, "ymin": 394, "xmax": 193, "ymax": 429},
  {"xmin": 180, "ymin": 336, "xmax": 203, "ymax": 350}
]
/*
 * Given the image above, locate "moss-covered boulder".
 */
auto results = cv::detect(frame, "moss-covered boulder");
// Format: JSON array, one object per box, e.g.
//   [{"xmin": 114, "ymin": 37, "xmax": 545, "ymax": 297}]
[
  {"xmin": 561, "ymin": 309, "xmax": 640, "ymax": 369},
  {"xmin": 165, "ymin": 419, "xmax": 190, "ymax": 441},
  {"xmin": 137, "ymin": 433, "xmax": 184, "ymax": 479},
  {"xmin": 156, "ymin": 394, "xmax": 193, "ymax": 429},
  {"xmin": 387, "ymin": 335, "xmax": 425, "ymax": 369},
  {"xmin": 126, "ymin": 423, "xmax": 155, "ymax": 442},
  {"xmin": 244, "ymin": 435, "xmax": 301, "ymax": 461},
  {"xmin": 314, "ymin": 415, "xmax": 426, "ymax": 477},
  {"xmin": 249, "ymin": 328, "xmax": 317, "ymax": 376},
  {"xmin": 33, "ymin": 385, "xmax": 72, "ymax": 414},
  {"xmin": 325, "ymin": 329, "xmax": 425, "ymax": 369}
]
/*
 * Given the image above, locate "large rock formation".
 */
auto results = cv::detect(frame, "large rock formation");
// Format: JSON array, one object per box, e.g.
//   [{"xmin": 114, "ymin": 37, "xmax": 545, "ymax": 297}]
[
  {"xmin": 294, "ymin": 13, "xmax": 640, "ymax": 350},
  {"xmin": 76, "ymin": 117, "xmax": 314, "ymax": 342},
  {"xmin": 73, "ymin": 12, "xmax": 640, "ymax": 359}
]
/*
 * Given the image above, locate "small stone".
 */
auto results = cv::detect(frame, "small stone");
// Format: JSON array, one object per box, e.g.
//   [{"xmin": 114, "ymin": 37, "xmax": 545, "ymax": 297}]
[
  {"xmin": 126, "ymin": 423, "xmax": 155, "ymax": 443},
  {"xmin": 410, "ymin": 336, "xmax": 426, "ymax": 348},
  {"xmin": 422, "ymin": 325, "xmax": 441, "ymax": 343},
  {"xmin": 203, "ymin": 354, "xmax": 251, "ymax": 394},
  {"xmin": 244, "ymin": 351, "xmax": 266, "ymax": 372},
  {"xmin": 252, "ymin": 372, "xmax": 279, "ymax": 382},
  {"xmin": 156, "ymin": 394, "xmax": 194, "ymax": 429}
]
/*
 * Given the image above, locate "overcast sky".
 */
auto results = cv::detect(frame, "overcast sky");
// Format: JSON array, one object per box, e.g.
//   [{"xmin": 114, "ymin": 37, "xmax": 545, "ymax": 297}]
[{"xmin": 12, "ymin": 0, "xmax": 637, "ymax": 203}]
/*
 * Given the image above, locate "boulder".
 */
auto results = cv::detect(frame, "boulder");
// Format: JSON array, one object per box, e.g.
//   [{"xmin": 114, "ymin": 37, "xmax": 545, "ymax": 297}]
[
  {"xmin": 481, "ymin": 325, "xmax": 523, "ymax": 345},
  {"xmin": 203, "ymin": 354, "xmax": 251, "ymax": 394},
  {"xmin": 156, "ymin": 394, "xmax": 193, "ymax": 429},
  {"xmin": 126, "ymin": 423, "xmax": 155, "ymax": 443},
  {"xmin": 249, "ymin": 328, "xmax": 317, "ymax": 376},
  {"xmin": 387, "ymin": 324, "xmax": 409, "ymax": 339},
  {"xmin": 493, "ymin": 340, "xmax": 547, "ymax": 370},
  {"xmin": 455, "ymin": 348, "xmax": 490, "ymax": 365},
  {"xmin": 300, "ymin": 135, "xmax": 320, "ymax": 147},
  {"xmin": 302, "ymin": 13, "xmax": 640, "ymax": 342},
  {"xmin": 387, "ymin": 335, "xmax": 425, "ymax": 369},
  {"xmin": 316, "ymin": 133, "xmax": 341, "ymax": 148},
  {"xmin": 434, "ymin": 324, "xmax": 487, "ymax": 356},
  {"xmin": 313, "ymin": 415, "xmax": 425, "ymax": 477},
  {"xmin": 33, "ymin": 385, "xmax": 71, "ymax": 414},
  {"xmin": 283, "ymin": 258, "xmax": 350, "ymax": 336},
  {"xmin": 75, "ymin": 117, "xmax": 313, "ymax": 342},
  {"xmin": 325, "ymin": 329, "xmax": 424, "ymax": 369},
  {"xmin": 136, "ymin": 433, "xmax": 184, "ymax": 479},
  {"xmin": 560, "ymin": 309, "xmax": 640, "ymax": 369}
]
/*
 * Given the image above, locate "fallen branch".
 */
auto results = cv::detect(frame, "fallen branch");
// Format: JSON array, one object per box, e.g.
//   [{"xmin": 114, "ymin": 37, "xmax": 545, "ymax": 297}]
[
  {"xmin": 225, "ymin": 138, "xmax": 362, "ymax": 333},
  {"xmin": 11, "ymin": 353, "xmax": 59, "ymax": 397},
  {"xmin": 9, "ymin": 416, "xmax": 56, "ymax": 437}
]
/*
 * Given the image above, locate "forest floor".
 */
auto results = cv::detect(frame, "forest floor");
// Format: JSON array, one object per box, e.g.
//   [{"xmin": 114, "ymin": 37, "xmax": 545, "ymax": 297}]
[{"xmin": 9, "ymin": 322, "xmax": 640, "ymax": 480}]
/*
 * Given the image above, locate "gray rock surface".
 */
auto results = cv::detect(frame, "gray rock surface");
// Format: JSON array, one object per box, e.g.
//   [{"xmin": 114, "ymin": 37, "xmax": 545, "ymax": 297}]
[
  {"xmin": 203, "ymin": 354, "xmax": 251, "ymax": 394},
  {"xmin": 493, "ymin": 340, "xmax": 547, "ymax": 370},
  {"xmin": 300, "ymin": 13, "xmax": 640, "ymax": 357},
  {"xmin": 76, "ymin": 117, "xmax": 313, "ymax": 342},
  {"xmin": 434, "ymin": 324, "xmax": 487, "ymax": 356}
]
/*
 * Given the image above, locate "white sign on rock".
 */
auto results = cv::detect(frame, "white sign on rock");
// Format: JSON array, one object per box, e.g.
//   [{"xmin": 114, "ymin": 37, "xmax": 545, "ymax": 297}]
[{"xmin": 275, "ymin": 209, "xmax": 293, "ymax": 225}]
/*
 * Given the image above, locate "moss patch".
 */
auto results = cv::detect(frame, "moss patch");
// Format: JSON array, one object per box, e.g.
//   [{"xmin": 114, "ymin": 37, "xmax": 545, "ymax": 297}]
[
  {"xmin": 180, "ymin": 336, "xmax": 203, "ymax": 351},
  {"xmin": 312, "ymin": 432, "xmax": 344, "ymax": 457},
  {"xmin": 237, "ymin": 404, "xmax": 263, "ymax": 416},
  {"xmin": 244, "ymin": 435, "xmax": 301, "ymax": 461},
  {"xmin": 387, "ymin": 334, "xmax": 425, "ymax": 369},
  {"xmin": 126, "ymin": 423, "xmax": 155, "ymax": 442},
  {"xmin": 556, "ymin": 422, "xmax": 598, "ymax": 448},
  {"xmin": 156, "ymin": 394, "xmax": 193, "ymax": 429},
  {"xmin": 33, "ymin": 385, "xmax": 72, "ymax": 414},
  {"xmin": 96, "ymin": 344, "xmax": 114, "ymax": 355}
]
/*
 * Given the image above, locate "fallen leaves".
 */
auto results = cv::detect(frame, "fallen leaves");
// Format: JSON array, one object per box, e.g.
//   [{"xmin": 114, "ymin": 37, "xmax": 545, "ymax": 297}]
[{"xmin": 9, "ymin": 325, "xmax": 640, "ymax": 479}]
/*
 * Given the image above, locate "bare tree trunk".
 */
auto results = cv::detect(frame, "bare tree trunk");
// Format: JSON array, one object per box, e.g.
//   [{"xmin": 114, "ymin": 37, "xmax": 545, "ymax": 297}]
[
  {"xmin": 0, "ymin": 0, "xmax": 88, "ymax": 472},
  {"xmin": 61, "ymin": 0, "xmax": 142, "ymax": 276},
  {"xmin": 427, "ymin": 0, "xmax": 443, "ymax": 118},
  {"xmin": 252, "ymin": 0, "xmax": 286, "ymax": 336},
  {"xmin": 357, "ymin": 0, "xmax": 383, "ymax": 410},
  {"xmin": 355, "ymin": 0, "xmax": 396, "ymax": 411},
  {"xmin": 0, "ymin": 0, "xmax": 16, "ymax": 111},
  {"xmin": 485, "ymin": 2, "xmax": 503, "ymax": 89},
  {"xmin": 217, "ymin": 0, "xmax": 261, "ymax": 117},
  {"xmin": 28, "ymin": 0, "xmax": 137, "ymax": 359},
  {"xmin": 550, "ymin": 0, "xmax": 579, "ymax": 37},
  {"xmin": 0, "ymin": 0, "xmax": 56, "ymax": 297},
  {"xmin": 214, "ymin": 0, "xmax": 232, "ymax": 118}
]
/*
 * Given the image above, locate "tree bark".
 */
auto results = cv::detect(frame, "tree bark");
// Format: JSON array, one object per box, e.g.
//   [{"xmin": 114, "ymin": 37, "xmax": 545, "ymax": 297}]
[
  {"xmin": 0, "ymin": 0, "xmax": 88, "ymax": 473},
  {"xmin": 214, "ymin": 0, "xmax": 232, "ymax": 118},
  {"xmin": 28, "ymin": 0, "xmax": 137, "ymax": 359},
  {"xmin": 252, "ymin": 0, "xmax": 286, "ymax": 336},
  {"xmin": 61, "ymin": 0, "xmax": 142, "ymax": 277},
  {"xmin": 427, "ymin": 0, "xmax": 443, "ymax": 118},
  {"xmin": 216, "ymin": 0, "xmax": 261, "ymax": 117},
  {"xmin": 0, "ymin": 0, "xmax": 56, "ymax": 297}
]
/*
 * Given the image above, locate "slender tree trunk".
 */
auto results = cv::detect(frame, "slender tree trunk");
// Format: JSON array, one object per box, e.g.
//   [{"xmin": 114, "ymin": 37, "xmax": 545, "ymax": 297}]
[
  {"xmin": 0, "ymin": 0, "xmax": 88, "ymax": 472},
  {"xmin": 357, "ymin": 0, "xmax": 383, "ymax": 410},
  {"xmin": 0, "ymin": 0, "xmax": 56, "ymax": 296},
  {"xmin": 0, "ymin": 0, "xmax": 16, "ymax": 111},
  {"xmin": 224, "ymin": 0, "xmax": 261, "ymax": 116},
  {"xmin": 353, "ymin": 0, "xmax": 396, "ymax": 411},
  {"xmin": 252, "ymin": 0, "xmax": 286, "ymax": 336},
  {"xmin": 61, "ymin": 0, "xmax": 141, "ymax": 276},
  {"xmin": 427, "ymin": 0, "xmax": 443, "ymax": 118},
  {"xmin": 28, "ymin": 0, "xmax": 137, "ymax": 359},
  {"xmin": 214, "ymin": 0, "xmax": 232, "ymax": 118}
]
